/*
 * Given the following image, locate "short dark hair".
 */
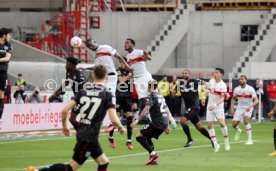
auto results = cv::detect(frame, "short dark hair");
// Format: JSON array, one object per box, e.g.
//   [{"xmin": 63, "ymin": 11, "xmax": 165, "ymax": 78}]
[
  {"xmin": 240, "ymin": 75, "xmax": 247, "ymax": 80},
  {"xmin": 18, "ymin": 74, "xmax": 22, "ymax": 77},
  {"xmin": 94, "ymin": 65, "xmax": 107, "ymax": 80},
  {"xmin": 1, "ymin": 28, "xmax": 12, "ymax": 35},
  {"xmin": 148, "ymin": 80, "xmax": 158, "ymax": 90},
  {"xmin": 66, "ymin": 57, "xmax": 79, "ymax": 66},
  {"xmin": 127, "ymin": 38, "xmax": 135, "ymax": 46},
  {"xmin": 215, "ymin": 68, "xmax": 224, "ymax": 75},
  {"xmin": 0, "ymin": 29, "xmax": 5, "ymax": 38}
]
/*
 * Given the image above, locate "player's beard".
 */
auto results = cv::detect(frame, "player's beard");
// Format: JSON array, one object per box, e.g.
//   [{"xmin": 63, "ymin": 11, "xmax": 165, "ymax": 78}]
[
  {"xmin": 239, "ymin": 82, "xmax": 245, "ymax": 86},
  {"xmin": 183, "ymin": 76, "xmax": 189, "ymax": 80}
]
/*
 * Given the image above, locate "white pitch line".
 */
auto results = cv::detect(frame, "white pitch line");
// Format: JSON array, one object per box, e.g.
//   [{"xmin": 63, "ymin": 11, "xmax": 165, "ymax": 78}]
[
  {"xmin": 0, "ymin": 122, "xmax": 268, "ymax": 145},
  {"xmin": 0, "ymin": 140, "xmax": 261, "ymax": 171}
]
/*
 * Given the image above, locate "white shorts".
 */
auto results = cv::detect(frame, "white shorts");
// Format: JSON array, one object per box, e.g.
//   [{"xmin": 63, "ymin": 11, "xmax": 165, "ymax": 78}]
[
  {"xmin": 206, "ymin": 107, "xmax": 225, "ymax": 122},
  {"xmin": 233, "ymin": 108, "xmax": 253, "ymax": 121},
  {"xmin": 133, "ymin": 72, "xmax": 153, "ymax": 99},
  {"xmin": 106, "ymin": 75, "xmax": 117, "ymax": 96}
]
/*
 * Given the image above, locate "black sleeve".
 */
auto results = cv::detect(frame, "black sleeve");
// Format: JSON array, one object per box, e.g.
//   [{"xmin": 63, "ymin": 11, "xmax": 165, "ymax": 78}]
[
  {"xmin": 192, "ymin": 79, "xmax": 199, "ymax": 91},
  {"xmin": 106, "ymin": 93, "xmax": 116, "ymax": 109},
  {"xmin": 178, "ymin": 80, "xmax": 185, "ymax": 93},
  {"xmin": 77, "ymin": 71, "xmax": 86, "ymax": 84},
  {"xmin": 146, "ymin": 95, "xmax": 155, "ymax": 107},
  {"xmin": 72, "ymin": 90, "xmax": 85, "ymax": 104},
  {"xmin": 7, "ymin": 43, "xmax": 12, "ymax": 54},
  {"xmin": 66, "ymin": 72, "xmax": 69, "ymax": 79}
]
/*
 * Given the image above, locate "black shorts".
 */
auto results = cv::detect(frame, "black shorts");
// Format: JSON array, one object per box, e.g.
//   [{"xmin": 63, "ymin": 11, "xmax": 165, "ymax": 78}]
[
  {"xmin": 183, "ymin": 108, "xmax": 200, "ymax": 125},
  {"xmin": 0, "ymin": 70, "xmax": 7, "ymax": 91},
  {"xmin": 116, "ymin": 97, "xmax": 132, "ymax": 113},
  {"xmin": 72, "ymin": 141, "xmax": 103, "ymax": 165},
  {"xmin": 140, "ymin": 124, "xmax": 164, "ymax": 140}
]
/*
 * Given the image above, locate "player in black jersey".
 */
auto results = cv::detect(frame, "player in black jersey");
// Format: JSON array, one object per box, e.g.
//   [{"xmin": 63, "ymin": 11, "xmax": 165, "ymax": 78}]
[
  {"xmin": 108, "ymin": 59, "xmax": 134, "ymax": 150},
  {"xmin": 268, "ymin": 106, "xmax": 276, "ymax": 156},
  {"xmin": 48, "ymin": 57, "xmax": 86, "ymax": 102},
  {"xmin": 179, "ymin": 69, "xmax": 212, "ymax": 148},
  {"xmin": 131, "ymin": 80, "xmax": 176, "ymax": 165},
  {"xmin": 27, "ymin": 65, "xmax": 125, "ymax": 171},
  {"xmin": 0, "ymin": 28, "xmax": 12, "ymax": 129}
]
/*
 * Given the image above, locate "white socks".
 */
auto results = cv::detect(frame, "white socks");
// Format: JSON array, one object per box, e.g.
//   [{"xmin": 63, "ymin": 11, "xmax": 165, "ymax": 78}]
[
  {"xmin": 221, "ymin": 127, "xmax": 229, "ymax": 143},
  {"xmin": 245, "ymin": 123, "xmax": 252, "ymax": 141},
  {"xmin": 208, "ymin": 128, "xmax": 218, "ymax": 145}
]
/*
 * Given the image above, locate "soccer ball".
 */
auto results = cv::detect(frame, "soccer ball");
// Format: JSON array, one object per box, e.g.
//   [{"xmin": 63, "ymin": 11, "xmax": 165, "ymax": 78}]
[{"xmin": 70, "ymin": 36, "xmax": 82, "ymax": 47}]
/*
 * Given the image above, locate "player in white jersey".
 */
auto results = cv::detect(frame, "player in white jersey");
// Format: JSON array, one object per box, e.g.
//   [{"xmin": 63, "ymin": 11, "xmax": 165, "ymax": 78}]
[
  {"xmin": 84, "ymin": 39, "xmax": 130, "ymax": 96},
  {"xmin": 84, "ymin": 39, "xmax": 131, "ymax": 136},
  {"xmin": 230, "ymin": 75, "xmax": 258, "ymax": 145},
  {"xmin": 124, "ymin": 38, "xmax": 153, "ymax": 106},
  {"xmin": 206, "ymin": 68, "xmax": 230, "ymax": 152}
]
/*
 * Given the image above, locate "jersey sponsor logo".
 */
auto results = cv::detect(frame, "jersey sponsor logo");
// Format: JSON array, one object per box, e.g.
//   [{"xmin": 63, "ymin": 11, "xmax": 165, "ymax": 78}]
[
  {"xmin": 0, "ymin": 49, "xmax": 6, "ymax": 53},
  {"xmin": 127, "ymin": 57, "xmax": 144, "ymax": 65},
  {"xmin": 4, "ymin": 46, "xmax": 9, "ymax": 50}
]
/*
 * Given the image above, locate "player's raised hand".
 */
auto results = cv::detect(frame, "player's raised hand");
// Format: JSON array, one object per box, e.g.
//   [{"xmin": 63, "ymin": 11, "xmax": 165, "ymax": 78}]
[
  {"xmin": 130, "ymin": 119, "xmax": 138, "ymax": 128},
  {"xmin": 62, "ymin": 127, "xmax": 71, "ymax": 137},
  {"xmin": 165, "ymin": 127, "xmax": 171, "ymax": 134},
  {"xmin": 118, "ymin": 126, "xmax": 126, "ymax": 134},
  {"xmin": 208, "ymin": 104, "xmax": 216, "ymax": 111},
  {"xmin": 170, "ymin": 119, "xmax": 177, "ymax": 130},
  {"xmin": 268, "ymin": 111, "xmax": 275, "ymax": 119}
]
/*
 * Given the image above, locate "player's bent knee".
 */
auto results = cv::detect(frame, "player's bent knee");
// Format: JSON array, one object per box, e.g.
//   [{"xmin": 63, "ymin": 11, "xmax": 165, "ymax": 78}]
[
  {"xmin": 207, "ymin": 122, "xmax": 213, "ymax": 129},
  {"xmin": 136, "ymin": 136, "xmax": 144, "ymax": 142},
  {"xmin": 69, "ymin": 159, "xmax": 81, "ymax": 171},
  {"xmin": 95, "ymin": 154, "xmax": 109, "ymax": 165},
  {"xmin": 243, "ymin": 117, "xmax": 250, "ymax": 125},
  {"xmin": 180, "ymin": 117, "xmax": 188, "ymax": 125},
  {"xmin": 232, "ymin": 121, "xmax": 238, "ymax": 127},
  {"xmin": 195, "ymin": 122, "xmax": 202, "ymax": 130},
  {"xmin": 125, "ymin": 112, "xmax": 132, "ymax": 117}
]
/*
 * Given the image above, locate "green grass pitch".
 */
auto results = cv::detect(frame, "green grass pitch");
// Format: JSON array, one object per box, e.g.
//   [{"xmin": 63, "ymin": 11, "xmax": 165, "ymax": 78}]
[{"xmin": 0, "ymin": 122, "xmax": 275, "ymax": 171}]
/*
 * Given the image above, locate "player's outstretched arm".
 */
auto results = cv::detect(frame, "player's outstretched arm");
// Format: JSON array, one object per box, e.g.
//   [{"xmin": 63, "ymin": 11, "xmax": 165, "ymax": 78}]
[
  {"xmin": 108, "ymin": 108, "xmax": 125, "ymax": 134},
  {"xmin": 268, "ymin": 106, "xmax": 276, "ymax": 118},
  {"xmin": 114, "ymin": 53, "xmax": 132, "ymax": 71},
  {"xmin": 61, "ymin": 100, "xmax": 76, "ymax": 136},
  {"xmin": 0, "ymin": 52, "xmax": 11, "ymax": 62},
  {"xmin": 81, "ymin": 66, "xmax": 94, "ymax": 71},
  {"xmin": 48, "ymin": 80, "xmax": 70, "ymax": 101},
  {"xmin": 142, "ymin": 51, "xmax": 151, "ymax": 61},
  {"xmin": 165, "ymin": 107, "xmax": 177, "ymax": 130},
  {"xmin": 131, "ymin": 105, "xmax": 150, "ymax": 128}
]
